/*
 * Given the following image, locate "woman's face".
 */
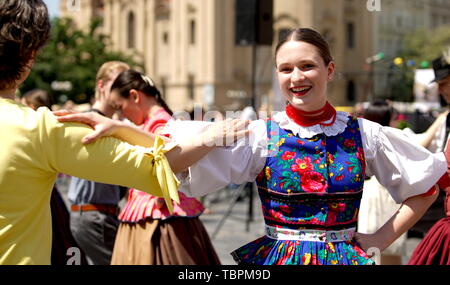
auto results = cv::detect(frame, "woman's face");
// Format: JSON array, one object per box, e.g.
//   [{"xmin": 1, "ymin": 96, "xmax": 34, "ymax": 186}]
[
  {"xmin": 438, "ymin": 76, "xmax": 450, "ymax": 104},
  {"xmin": 276, "ymin": 41, "xmax": 334, "ymax": 112},
  {"xmin": 109, "ymin": 90, "xmax": 146, "ymax": 125}
]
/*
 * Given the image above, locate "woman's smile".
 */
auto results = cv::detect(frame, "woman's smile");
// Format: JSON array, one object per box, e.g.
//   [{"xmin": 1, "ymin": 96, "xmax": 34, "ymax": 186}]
[{"xmin": 290, "ymin": 86, "xmax": 313, "ymax": 97}]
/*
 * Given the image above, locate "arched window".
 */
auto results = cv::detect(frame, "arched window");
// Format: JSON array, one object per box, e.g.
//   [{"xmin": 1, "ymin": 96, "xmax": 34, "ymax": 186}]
[
  {"xmin": 127, "ymin": 11, "xmax": 136, "ymax": 49},
  {"xmin": 346, "ymin": 22, "xmax": 355, "ymax": 49},
  {"xmin": 190, "ymin": 19, "xmax": 196, "ymax": 45},
  {"xmin": 188, "ymin": 74, "xmax": 195, "ymax": 101},
  {"xmin": 347, "ymin": 80, "xmax": 356, "ymax": 103}
]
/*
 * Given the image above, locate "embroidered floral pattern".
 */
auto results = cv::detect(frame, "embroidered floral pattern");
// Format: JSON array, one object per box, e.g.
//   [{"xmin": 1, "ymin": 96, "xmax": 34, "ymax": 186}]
[
  {"xmin": 300, "ymin": 171, "xmax": 328, "ymax": 193},
  {"xmin": 231, "ymin": 116, "xmax": 373, "ymax": 265}
]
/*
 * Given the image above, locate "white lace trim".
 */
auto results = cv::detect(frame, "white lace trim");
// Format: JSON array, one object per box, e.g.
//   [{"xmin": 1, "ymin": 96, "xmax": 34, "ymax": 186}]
[{"xmin": 272, "ymin": 111, "xmax": 350, "ymax": 138}]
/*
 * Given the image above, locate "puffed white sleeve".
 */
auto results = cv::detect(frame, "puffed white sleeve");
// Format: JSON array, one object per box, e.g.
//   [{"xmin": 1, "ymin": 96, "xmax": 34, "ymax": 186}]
[
  {"xmin": 162, "ymin": 119, "xmax": 268, "ymax": 197},
  {"xmin": 359, "ymin": 118, "xmax": 447, "ymax": 204}
]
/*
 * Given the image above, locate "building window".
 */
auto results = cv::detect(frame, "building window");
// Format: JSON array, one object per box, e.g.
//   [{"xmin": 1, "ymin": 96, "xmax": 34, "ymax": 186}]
[
  {"xmin": 163, "ymin": 32, "xmax": 169, "ymax": 44},
  {"xmin": 188, "ymin": 74, "xmax": 195, "ymax": 101},
  {"xmin": 190, "ymin": 19, "xmax": 196, "ymax": 45},
  {"xmin": 346, "ymin": 22, "xmax": 355, "ymax": 49},
  {"xmin": 155, "ymin": 0, "xmax": 170, "ymax": 20},
  {"xmin": 93, "ymin": 0, "xmax": 104, "ymax": 20},
  {"xmin": 347, "ymin": 80, "xmax": 356, "ymax": 103},
  {"xmin": 161, "ymin": 76, "xmax": 167, "ymax": 99},
  {"xmin": 127, "ymin": 11, "xmax": 136, "ymax": 49},
  {"xmin": 67, "ymin": 0, "xmax": 80, "ymax": 12},
  {"xmin": 397, "ymin": 16, "xmax": 403, "ymax": 28}
]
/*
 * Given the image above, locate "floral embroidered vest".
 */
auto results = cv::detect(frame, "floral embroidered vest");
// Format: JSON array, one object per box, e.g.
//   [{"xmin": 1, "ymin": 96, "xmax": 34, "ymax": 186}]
[{"xmin": 256, "ymin": 116, "xmax": 366, "ymax": 231}]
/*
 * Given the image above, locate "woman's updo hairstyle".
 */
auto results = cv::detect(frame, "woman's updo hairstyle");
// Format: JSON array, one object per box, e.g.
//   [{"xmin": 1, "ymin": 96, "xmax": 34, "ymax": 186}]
[
  {"xmin": 275, "ymin": 28, "xmax": 333, "ymax": 66},
  {"xmin": 111, "ymin": 69, "xmax": 173, "ymax": 116}
]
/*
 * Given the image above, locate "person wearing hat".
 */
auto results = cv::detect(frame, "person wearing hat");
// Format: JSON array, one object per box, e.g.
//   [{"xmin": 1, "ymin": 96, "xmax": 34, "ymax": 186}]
[
  {"xmin": 407, "ymin": 52, "xmax": 450, "ymax": 240},
  {"xmin": 433, "ymin": 52, "xmax": 450, "ymax": 105},
  {"xmin": 408, "ymin": 51, "xmax": 450, "ymax": 265}
]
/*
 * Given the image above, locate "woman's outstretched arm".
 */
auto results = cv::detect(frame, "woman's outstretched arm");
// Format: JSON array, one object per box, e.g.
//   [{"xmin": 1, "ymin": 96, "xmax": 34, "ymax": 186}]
[{"xmin": 54, "ymin": 110, "xmax": 250, "ymax": 173}]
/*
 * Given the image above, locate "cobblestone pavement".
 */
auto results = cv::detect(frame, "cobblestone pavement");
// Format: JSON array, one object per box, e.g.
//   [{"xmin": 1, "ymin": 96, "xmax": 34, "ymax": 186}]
[
  {"xmin": 199, "ymin": 186, "xmax": 422, "ymax": 265},
  {"xmin": 56, "ymin": 177, "xmax": 422, "ymax": 265}
]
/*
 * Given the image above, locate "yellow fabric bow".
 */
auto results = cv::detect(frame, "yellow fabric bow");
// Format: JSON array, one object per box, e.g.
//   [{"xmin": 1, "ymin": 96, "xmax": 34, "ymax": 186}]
[{"xmin": 150, "ymin": 136, "xmax": 180, "ymax": 213}]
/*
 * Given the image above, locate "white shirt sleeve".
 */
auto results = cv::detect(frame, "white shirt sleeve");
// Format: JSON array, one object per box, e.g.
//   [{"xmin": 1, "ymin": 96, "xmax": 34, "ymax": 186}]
[
  {"xmin": 426, "ymin": 119, "xmax": 447, "ymax": 153},
  {"xmin": 163, "ymin": 119, "xmax": 268, "ymax": 197},
  {"xmin": 359, "ymin": 118, "xmax": 447, "ymax": 204}
]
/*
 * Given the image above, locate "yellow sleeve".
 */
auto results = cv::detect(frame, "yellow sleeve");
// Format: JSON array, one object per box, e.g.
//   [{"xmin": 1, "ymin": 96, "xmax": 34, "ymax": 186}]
[{"xmin": 38, "ymin": 109, "xmax": 180, "ymax": 212}]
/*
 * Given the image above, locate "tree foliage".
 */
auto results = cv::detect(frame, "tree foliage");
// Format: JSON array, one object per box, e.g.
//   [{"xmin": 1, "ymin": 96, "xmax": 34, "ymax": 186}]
[
  {"xmin": 21, "ymin": 17, "xmax": 139, "ymax": 104},
  {"xmin": 386, "ymin": 26, "xmax": 450, "ymax": 102},
  {"xmin": 402, "ymin": 26, "xmax": 450, "ymax": 64}
]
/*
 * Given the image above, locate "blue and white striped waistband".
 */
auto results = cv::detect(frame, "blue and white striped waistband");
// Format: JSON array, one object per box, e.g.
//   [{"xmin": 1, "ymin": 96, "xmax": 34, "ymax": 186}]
[{"xmin": 265, "ymin": 225, "xmax": 356, "ymax": 242}]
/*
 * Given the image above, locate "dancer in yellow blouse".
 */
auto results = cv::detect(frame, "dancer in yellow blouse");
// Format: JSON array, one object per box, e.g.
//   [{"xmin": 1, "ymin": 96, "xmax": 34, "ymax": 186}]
[{"xmin": 0, "ymin": 0, "xmax": 248, "ymax": 265}]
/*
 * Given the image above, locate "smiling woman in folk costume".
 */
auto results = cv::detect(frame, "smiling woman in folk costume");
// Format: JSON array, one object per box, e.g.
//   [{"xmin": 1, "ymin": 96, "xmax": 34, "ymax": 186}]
[
  {"xmin": 56, "ymin": 28, "xmax": 450, "ymax": 265},
  {"xmin": 165, "ymin": 28, "xmax": 450, "ymax": 265}
]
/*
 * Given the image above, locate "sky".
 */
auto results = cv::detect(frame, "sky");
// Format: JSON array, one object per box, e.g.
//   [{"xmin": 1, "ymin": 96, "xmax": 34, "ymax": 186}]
[{"xmin": 44, "ymin": 0, "xmax": 60, "ymax": 18}]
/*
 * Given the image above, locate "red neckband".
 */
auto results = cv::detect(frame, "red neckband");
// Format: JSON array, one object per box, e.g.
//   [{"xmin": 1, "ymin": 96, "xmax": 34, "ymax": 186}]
[{"xmin": 285, "ymin": 102, "xmax": 337, "ymax": 127}]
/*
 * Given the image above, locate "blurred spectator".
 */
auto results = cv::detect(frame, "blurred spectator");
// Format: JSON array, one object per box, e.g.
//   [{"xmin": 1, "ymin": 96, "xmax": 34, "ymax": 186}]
[
  {"xmin": 21, "ymin": 89, "xmax": 53, "ymax": 109},
  {"xmin": 68, "ymin": 61, "xmax": 130, "ymax": 265},
  {"xmin": 358, "ymin": 99, "xmax": 446, "ymax": 264}
]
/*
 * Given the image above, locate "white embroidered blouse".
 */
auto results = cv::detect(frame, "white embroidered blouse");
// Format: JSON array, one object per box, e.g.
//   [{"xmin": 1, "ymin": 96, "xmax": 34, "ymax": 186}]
[{"xmin": 164, "ymin": 111, "xmax": 447, "ymax": 204}]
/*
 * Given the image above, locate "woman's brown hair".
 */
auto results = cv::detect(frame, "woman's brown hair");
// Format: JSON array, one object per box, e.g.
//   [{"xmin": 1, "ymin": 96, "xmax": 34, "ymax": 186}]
[
  {"xmin": 111, "ymin": 69, "xmax": 173, "ymax": 116},
  {"xmin": 275, "ymin": 28, "xmax": 333, "ymax": 66},
  {"xmin": 0, "ymin": 0, "xmax": 51, "ymax": 90}
]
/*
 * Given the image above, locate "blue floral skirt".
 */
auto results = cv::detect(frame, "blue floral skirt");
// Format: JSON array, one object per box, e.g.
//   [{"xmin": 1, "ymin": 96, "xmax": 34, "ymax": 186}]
[{"xmin": 231, "ymin": 236, "xmax": 375, "ymax": 265}]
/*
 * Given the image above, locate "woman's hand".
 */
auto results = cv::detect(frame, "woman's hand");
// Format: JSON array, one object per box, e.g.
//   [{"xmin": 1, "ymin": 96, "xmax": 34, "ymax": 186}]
[
  {"xmin": 353, "ymin": 232, "xmax": 386, "ymax": 257},
  {"xmin": 53, "ymin": 110, "xmax": 121, "ymax": 144}
]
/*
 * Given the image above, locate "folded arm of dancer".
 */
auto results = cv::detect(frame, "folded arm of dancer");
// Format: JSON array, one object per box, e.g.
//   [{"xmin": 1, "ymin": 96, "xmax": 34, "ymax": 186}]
[{"xmin": 0, "ymin": 102, "xmax": 247, "ymax": 265}]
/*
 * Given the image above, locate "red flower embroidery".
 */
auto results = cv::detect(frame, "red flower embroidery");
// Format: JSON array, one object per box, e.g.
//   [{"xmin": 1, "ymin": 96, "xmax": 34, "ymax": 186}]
[
  {"xmin": 291, "ymin": 157, "xmax": 314, "ymax": 174},
  {"xmin": 344, "ymin": 139, "xmax": 356, "ymax": 148},
  {"xmin": 301, "ymin": 171, "xmax": 327, "ymax": 193},
  {"xmin": 353, "ymin": 245, "xmax": 367, "ymax": 258},
  {"xmin": 269, "ymin": 209, "xmax": 284, "ymax": 220},
  {"xmin": 356, "ymin": 147, "xmax": 364, "ymax": 161},
  {"xmin": 279, "ymin": 205, "xmax": 292, "ymax": 214},
  {"xmin": 296, "ymin": 139, "xmax": 305, "ymax": 146},
  {"xmin": 335, "ymin": 174, "xmax": 345, "ymax": 181},
  {"xmin": 281, "ymin": 151, "xmax": 296, "ymax": 161}
]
